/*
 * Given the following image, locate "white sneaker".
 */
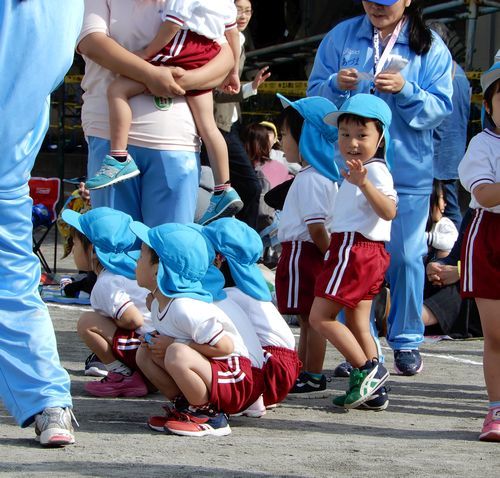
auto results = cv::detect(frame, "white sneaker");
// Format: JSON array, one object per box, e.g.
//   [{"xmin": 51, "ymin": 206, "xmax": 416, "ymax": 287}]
[
  {"xmin": 34, "ymin": 407, "xmax": 76, "ymax": 447},
  {"xmin": 232, "ymin": 395, "xmax": 266, "ymax": 418}
]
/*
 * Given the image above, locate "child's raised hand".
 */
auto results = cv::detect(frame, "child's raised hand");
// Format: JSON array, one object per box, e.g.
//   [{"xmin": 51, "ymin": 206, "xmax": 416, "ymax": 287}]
[
  {"xmin": 341, "ymin": 159, "xmax": 367, "ymax": 186},
  {"xmin": 78, "ymin": 182, "xmax": 90, "ymax": 203},
  {"xmin": 251, "ymin": 66, "xmax": 271, "ymax": 90}
]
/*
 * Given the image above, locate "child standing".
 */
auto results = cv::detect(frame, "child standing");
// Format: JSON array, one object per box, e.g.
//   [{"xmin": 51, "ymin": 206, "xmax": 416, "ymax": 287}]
[
  {"xmin": 61, "ymin": 207, "xmax": 154, "ymax": 398},
  {"xmin": 310, "ymin": 94, "xmax": 397, "ymax": 409},
  {"xmin": 203, "ymin": 217, "xmax": 300, "ymax": 407},
  {"xmin": 458, "ymin": 62, "xmax": 500, "ymax": 442},
  {"xmin": 131, "ymin": 222, "xmax": 254, "ymax": 437},
  {"xmin": 85, "ymin": 0, "xmax": 243, "ymax": 225},
  {"xmin": 274, "ymin": 94, "xmax": 340, "ymax": 393}
]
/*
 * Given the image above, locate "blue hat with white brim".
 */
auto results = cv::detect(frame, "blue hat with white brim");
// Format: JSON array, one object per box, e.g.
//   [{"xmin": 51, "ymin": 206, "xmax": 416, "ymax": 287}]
[
  {"xmin": 62, "ymin": 207, "xmax": 138, "ymax": 280},
  {"xmin": 203, "ymin": 218, "xmax": 271, "ymax": 302},
  {"xmin": 129, "ymin": 221, "xmax": 212, "ymax": 302},
  {"xmin": 324, "ymin": 94, "xmax": 393, "ymax": 169},
  {"xmin": 277, "ymin": 93, "xmax": 340, "ymax": 182}
]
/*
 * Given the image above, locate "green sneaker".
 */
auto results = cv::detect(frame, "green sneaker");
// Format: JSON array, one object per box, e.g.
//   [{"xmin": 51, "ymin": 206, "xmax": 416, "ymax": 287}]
[
  {"xmin": 344, "ymin": 361, "xmax": 389, "ymax": 409},
  {"xmin": 332, "ymin": 392, "xmax": 348, "ymax": 408}
]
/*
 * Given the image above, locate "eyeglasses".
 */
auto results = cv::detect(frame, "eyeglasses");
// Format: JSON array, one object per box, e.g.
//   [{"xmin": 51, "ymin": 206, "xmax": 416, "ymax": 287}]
[{"xmin": 236, "ymin": 8, "xmax": 253, "ymax": 17}]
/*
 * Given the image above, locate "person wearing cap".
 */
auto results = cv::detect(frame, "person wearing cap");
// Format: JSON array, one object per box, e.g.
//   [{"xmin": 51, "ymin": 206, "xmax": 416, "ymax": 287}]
[
  {"xmin": 308, "ymin": 0, "xmax": 453, "ymax": 377},
  {"xmin": 274, "ymin": 94, "xmax": 340, "ymax": 394},
  {"xmin": 130, "ymin": 222, "xmax": 254, "ymax": 437},
  {"xmin": 0, "ymin": 0, "xmax": 83, "ymax": 447},
  {"xmin": 61, "ymin": 207, "xmax": 154, "ymax": 399},
  {"xmin": 203, "ymin": 217, "xmax": 299, "ymax": 407},
  {"xmin": 310, "ymin": 94, "xmax": 397, "ymax": 409},
  {"xmin": 457, "ymin": 61, "xmax": 500, "ymax": 442}
]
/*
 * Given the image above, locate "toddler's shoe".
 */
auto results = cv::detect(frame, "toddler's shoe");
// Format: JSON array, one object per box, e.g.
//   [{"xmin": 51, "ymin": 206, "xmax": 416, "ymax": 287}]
[
  {"xmin": 333, "ymin": 361, "xmax": 353, "ymax": 378},
  {"xmin": 332, "ymin": 386, "xmax": 389, "ymax": 411},
  {"xmin": 232, "ymin": 395, "xmax": 266, "ymax": 418},
  {"xmin": 289, "ymin": 371, "xmax": 327, "ymax": 394},
  {"xmin": 479, "ymin": 408, "xmax": 500, "ymax": 442},
  {"xmin": 393, "ymin": 349, "xmax": 423, "ymax": 376},
  {"xmin": 198, "ymin": 187, "xmax": 243, "ymax": 225},
  {"xmin": 148, "ymin": 397, "xmax": 190, "ymax": 432},
  {"xmin": 344, "ymin": 360, "xmax": 389, "ymax": 409},
  {"xmin": 34, "ymin": 407, "xmax": 76, "ymax": 447},
  {"xmin": 84, "ymin": 352, "xmax": 108, "ymax": 377},
  {"xmin": 85, "ymin": 371, "xmax": 148, "ymax": 398},
  {"xmin": 85, "ymin": 154, "xmax": 140, "ymax": 190},
  {"xmin": 165, "ymin": 407, "xmax": 232, "ymax": 437}
]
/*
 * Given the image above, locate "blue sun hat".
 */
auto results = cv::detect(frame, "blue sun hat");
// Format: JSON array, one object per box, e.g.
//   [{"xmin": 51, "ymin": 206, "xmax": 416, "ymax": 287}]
[
  {"xmin": 480, "ymin": 61, "xmax": 500, "ymax": 129},
  {"xmin": 203, "ymin": 218, "xmax": 272, "ymax": 302},
  {"xmin": 277, "ymin": 93, "xmax": 340, "ymax": 182},
  {"xmin": 324, "ymin": 93, "xmax": 393, "ymax": 169},
  {"xmin": 61, "ymin": 207, "xmax": 138, "ymax": 280},
  {"xmin": 129, "ymin": 221, "xmax": 212, "ymax": 302}
]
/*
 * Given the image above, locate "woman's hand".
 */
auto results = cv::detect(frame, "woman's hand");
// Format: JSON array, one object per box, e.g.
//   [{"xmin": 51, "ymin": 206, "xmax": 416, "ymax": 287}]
[
  {"xmin": 337, "ymin": 68, "xmax": 359, "ymax": 90},
  {"xmin": 374, "ymin": 72, "xmax": 405, "ymax": 94},
  {"xmin": 144, "ymin": 65, "xmax": 186, "ymax": 97},
  {"xmin": 251, "ymin": 66, "xmax": 271, "ymax": 90}
]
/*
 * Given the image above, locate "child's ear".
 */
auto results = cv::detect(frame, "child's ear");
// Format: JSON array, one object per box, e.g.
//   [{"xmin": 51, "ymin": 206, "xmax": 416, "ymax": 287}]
[{"xmin": 483, "ymin": 99, "xmax": 492, "ymax": 116}]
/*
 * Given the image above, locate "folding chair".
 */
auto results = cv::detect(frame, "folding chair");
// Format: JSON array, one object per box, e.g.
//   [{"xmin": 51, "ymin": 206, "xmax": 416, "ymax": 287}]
[{"xmin": 29, "ymin": 177, "xmax": 61, "ymax": 274}]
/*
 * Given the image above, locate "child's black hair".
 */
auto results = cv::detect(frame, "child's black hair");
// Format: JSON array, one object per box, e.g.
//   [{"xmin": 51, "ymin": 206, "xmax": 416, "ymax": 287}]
[
  {"xmin": 338, "ymin": 113, "xmax": 386, "ymax": 157},
  {"xmin": 405, "ymin": 1, "xmax": 433, "ymax": 56},
  {"xmin": 426, "ymin": 179, "xmax": 445, "ymax": 232},
  {"xmin": 277, "ymin": 105, "xmax": 304, "ymax": 145},
  {"xmin": 484, "ymin": 78, "xmax": 500, "ymax": 120},
  {"xmin": 148, "ymin": 245, "xmax": 160, "ymax": 266},
  {"xmin": 67, "ymin": 226, "xmax": 92, "ymax": 255}
]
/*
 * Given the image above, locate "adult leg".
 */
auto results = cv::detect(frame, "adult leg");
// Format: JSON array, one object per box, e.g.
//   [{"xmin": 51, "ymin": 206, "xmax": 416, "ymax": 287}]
[
  {"xmin": 0, "ymin": 0, "xmax": 82, "ymax": 429},
  {"xmin": 386, "ymin": 194, "xmax": 429, "ymax": 373},
  {"xmin": 224, "ymin": 122, "xmax": 262, "ymax": 230}
]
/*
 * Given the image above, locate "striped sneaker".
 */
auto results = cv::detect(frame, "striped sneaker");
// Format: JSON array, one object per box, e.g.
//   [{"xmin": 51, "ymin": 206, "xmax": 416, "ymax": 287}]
[
  {"xmin": 333, "ymin": 386, "xmax": 389, "ymax": 411},
  {"xmin": 344, "ymin": 360, "xmax": 389, "ymax": 409},
  {"xmin": 34, "ymin": 407, "xmax": 77, "ymax": 447},
  {"xmin": 85, "ymin": 154, "xmax": 140, "ymax": 190},
  {"xmin": 165, "ymin": 408, "xmax": 231, "ymax": 437}
]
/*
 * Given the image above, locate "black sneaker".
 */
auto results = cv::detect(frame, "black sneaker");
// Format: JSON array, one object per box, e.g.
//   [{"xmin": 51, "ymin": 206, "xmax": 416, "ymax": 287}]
[
  {"xmin": 333, "ymin": 361, "xmax": 353, "ymax": 378},
  {"xmin": 394, "ymin": 349, "xmax": 423, "ymax": 376},
  {"xmin": 358, "ymin": 386, "xmax": 389, "ymax": 411},
  {"xmin": 289, "ymin": 372, "xmax": 327, "ymax": 394}
]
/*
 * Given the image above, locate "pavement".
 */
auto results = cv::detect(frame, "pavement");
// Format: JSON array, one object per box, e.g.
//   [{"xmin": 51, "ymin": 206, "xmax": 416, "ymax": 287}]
[{"xmin": 0, "ymin": 232, "xmax": 498, "ymax": 477}]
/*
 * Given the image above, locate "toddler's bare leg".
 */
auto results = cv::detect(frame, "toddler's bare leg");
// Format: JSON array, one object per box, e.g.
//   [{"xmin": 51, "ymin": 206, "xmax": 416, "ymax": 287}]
[
  {"xmin": 345, "ymin": 300, "xmax": 379, "ymax": 361},
  {"xmin": 187, "ymin": 92, "xmax": 230, "ymax": 186},
  {"xmin": 107, "ymin": 76, "xmax": 146, "ymax": 151}
]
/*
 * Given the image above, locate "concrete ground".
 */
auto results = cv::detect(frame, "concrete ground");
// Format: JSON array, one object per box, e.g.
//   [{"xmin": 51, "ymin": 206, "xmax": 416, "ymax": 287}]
[{"xmin": 0, "ymin": 234, "xmax": 497, "ymax": 477}]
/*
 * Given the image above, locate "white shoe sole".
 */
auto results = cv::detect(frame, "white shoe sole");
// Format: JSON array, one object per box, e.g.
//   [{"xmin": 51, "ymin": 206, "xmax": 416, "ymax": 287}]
[
  {"xmin": 36, "ymin": 428, "xmax": 75, "ymax": 447},
  {"xmin": 86, "ymin": 169, "xmax": 140, "ymax": 190},
  {"xmin": 166, "ymin": 424, "xmax": 232, "ymax": 437},
  {"xmin": 84, "ymin": 366, "xmax": 108, "ymax": 377}
]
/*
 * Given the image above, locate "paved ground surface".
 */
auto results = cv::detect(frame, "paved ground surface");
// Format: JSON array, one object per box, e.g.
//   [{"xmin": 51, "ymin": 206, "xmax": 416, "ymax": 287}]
[{"xmin": 0, "ymin": 235, "xmax": 498, "ymax": 477}]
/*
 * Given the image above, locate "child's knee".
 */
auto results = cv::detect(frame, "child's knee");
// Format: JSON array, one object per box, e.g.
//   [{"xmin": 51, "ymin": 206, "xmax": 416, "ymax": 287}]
[
  {"xmin": 76, "ymin": 311, "xmax": 96, "ymax": 337},
  {"xmin": 164, "ymin": 342, "xmax": 189, "ymax": 368}
]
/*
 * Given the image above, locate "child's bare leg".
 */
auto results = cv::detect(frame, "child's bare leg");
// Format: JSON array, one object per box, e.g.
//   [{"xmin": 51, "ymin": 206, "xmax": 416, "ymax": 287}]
[
  {"xmin": 164, "ymin": 342, "xmax": 213, "ymax": 406},
  {"xmin": 345, "ymin": 300, "xmax": 379, "ymax": 361},
  {"xmin": 187, "ymin": 92, "xmax": 230, "ymax": 186},
  {"xmin": 77, "ymin": 311, "xmax": 117, "ymax": 364},
  {"xmin": 296, "ymin": 316, "xmax": 307, "ymax": 370},
  {"xmin": 135, "ymin": 346, "xmax": 181, "ymax": 400},
  {"xmin": 300, "ymin": 313, "xmax": 326, "ymax": 374},
  {"xmin": 476, "ymin": 298, "xmax": 500, "ymax": 401},
  {"xmin": 107, "ymin": 76, "xmax": 146, "ymax": 151},
  {"xmin": 310, "ymin": 297, "xmax": 368, "ymax": 368}
]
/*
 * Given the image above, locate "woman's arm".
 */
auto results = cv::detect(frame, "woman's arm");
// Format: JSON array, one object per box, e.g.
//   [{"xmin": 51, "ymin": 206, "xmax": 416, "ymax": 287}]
[{"xmin": 78, "ymin": 32, "xmax": 185, "ymax": 96}]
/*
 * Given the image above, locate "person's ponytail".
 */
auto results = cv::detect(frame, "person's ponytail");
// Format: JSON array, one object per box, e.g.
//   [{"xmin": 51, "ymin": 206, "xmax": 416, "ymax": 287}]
[{"xmin": 406, "ymin": 2, "xmax": 433, "ymax": 55}]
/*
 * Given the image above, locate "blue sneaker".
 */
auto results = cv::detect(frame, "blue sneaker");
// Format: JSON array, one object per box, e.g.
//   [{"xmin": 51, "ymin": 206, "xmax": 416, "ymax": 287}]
[
  {"xmin": 333, "ymin": 361, "xmax": 353, "ymax": 378},
  {"xmin": 394, "ymin": 350, "xmax": 423, "ymax": 376},
  {"xmin": 197, "ymin": 187, "xmax": 243, "ymax": 225},
  {"xmin": 85, "ymin": 154, "xmax": 140, "ymax": 190},
  {"xmin": 164, "ymin": 408, "xmax": 231, "ymax": 437}
]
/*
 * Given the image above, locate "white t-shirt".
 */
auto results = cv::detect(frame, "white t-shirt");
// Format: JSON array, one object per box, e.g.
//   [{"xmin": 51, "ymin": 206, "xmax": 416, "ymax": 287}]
[
  {"xmin": 214, "ymin": 297, "xmax": 264, "ymax": 368},
  {"xmin": 458, "ymin": 129, "xmax": 500, "ymax": 214},
  {"xmin": 164, "ymin": 0, "xmax": 237, "ymax": 39},
  {"xmin": 150, "ymin": 297, "xmax": 249, "ymax": 359},
  {"xmin": 78, "ymin": 0, "xmax": 200, "ymax": 151},
  {"xmin": 278, "ymin": 166, "xmax": 338, "ymax": 243},
  {"xmin": 332, "ymin": 159, "xmax": 397, "ymax": 242},
  {"xmin": 225, "ymin": 287, "xmax": 296, "ymax": 349},
  {"xmin": 91, "ymin": 269, "xmax": 154, "ymax": 335}
]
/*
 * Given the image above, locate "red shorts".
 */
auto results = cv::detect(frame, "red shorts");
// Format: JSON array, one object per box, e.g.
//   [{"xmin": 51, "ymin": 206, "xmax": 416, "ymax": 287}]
[
  {"xmin": 112, "ymin": 328, "xmax": 141, "ymax": 370},
  {"xmin": 461, "ymin": 209, "xmax": 500, "ymax": 299},
  {"xmin": 149, "ymin": 30, "xmax": 220, "ymax": 96},
  {"xmin": 276, "ymin": 241, "xmax": 324, "ymax": 315},
  {"xmin": 262, "ymin": 346, "xmax": 301, "ymax": 406},
  {"xmin": 315, "ymin": 232, "xmax": 390, "ymax": 309},
  {"xmin": 209, "ymin": 356, "xmax": 254, "ymax": 415}
]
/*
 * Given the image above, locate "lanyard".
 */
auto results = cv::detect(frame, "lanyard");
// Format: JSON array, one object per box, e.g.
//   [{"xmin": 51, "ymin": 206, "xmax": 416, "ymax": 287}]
[{"xmin": 373, "ymin": 17, "xmax": 405, "ymax": 77}]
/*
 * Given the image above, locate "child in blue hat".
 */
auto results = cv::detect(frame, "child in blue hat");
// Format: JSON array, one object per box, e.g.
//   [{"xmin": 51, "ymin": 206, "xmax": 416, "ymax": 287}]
[
  {"xmin": 61, "ymin": 207, "xmax": 154, "ymax": 399},
  {"xmin": 310, "ymin": 93, "xmax": 397, "ymax": 409},
  {"xmin": 130, "ymin": 222, "xmax": 254, "ymax": 437},
  {"xmin": 203, "ymin": 217, "xmax": 300, "ymax": 407},
  {"xmin": 274, "ymin": 94, "xmax": 340, "ymax": 394},
  {"xmin": 457, "ymin": 61, "xmax": 500, "ymax": 442}
]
